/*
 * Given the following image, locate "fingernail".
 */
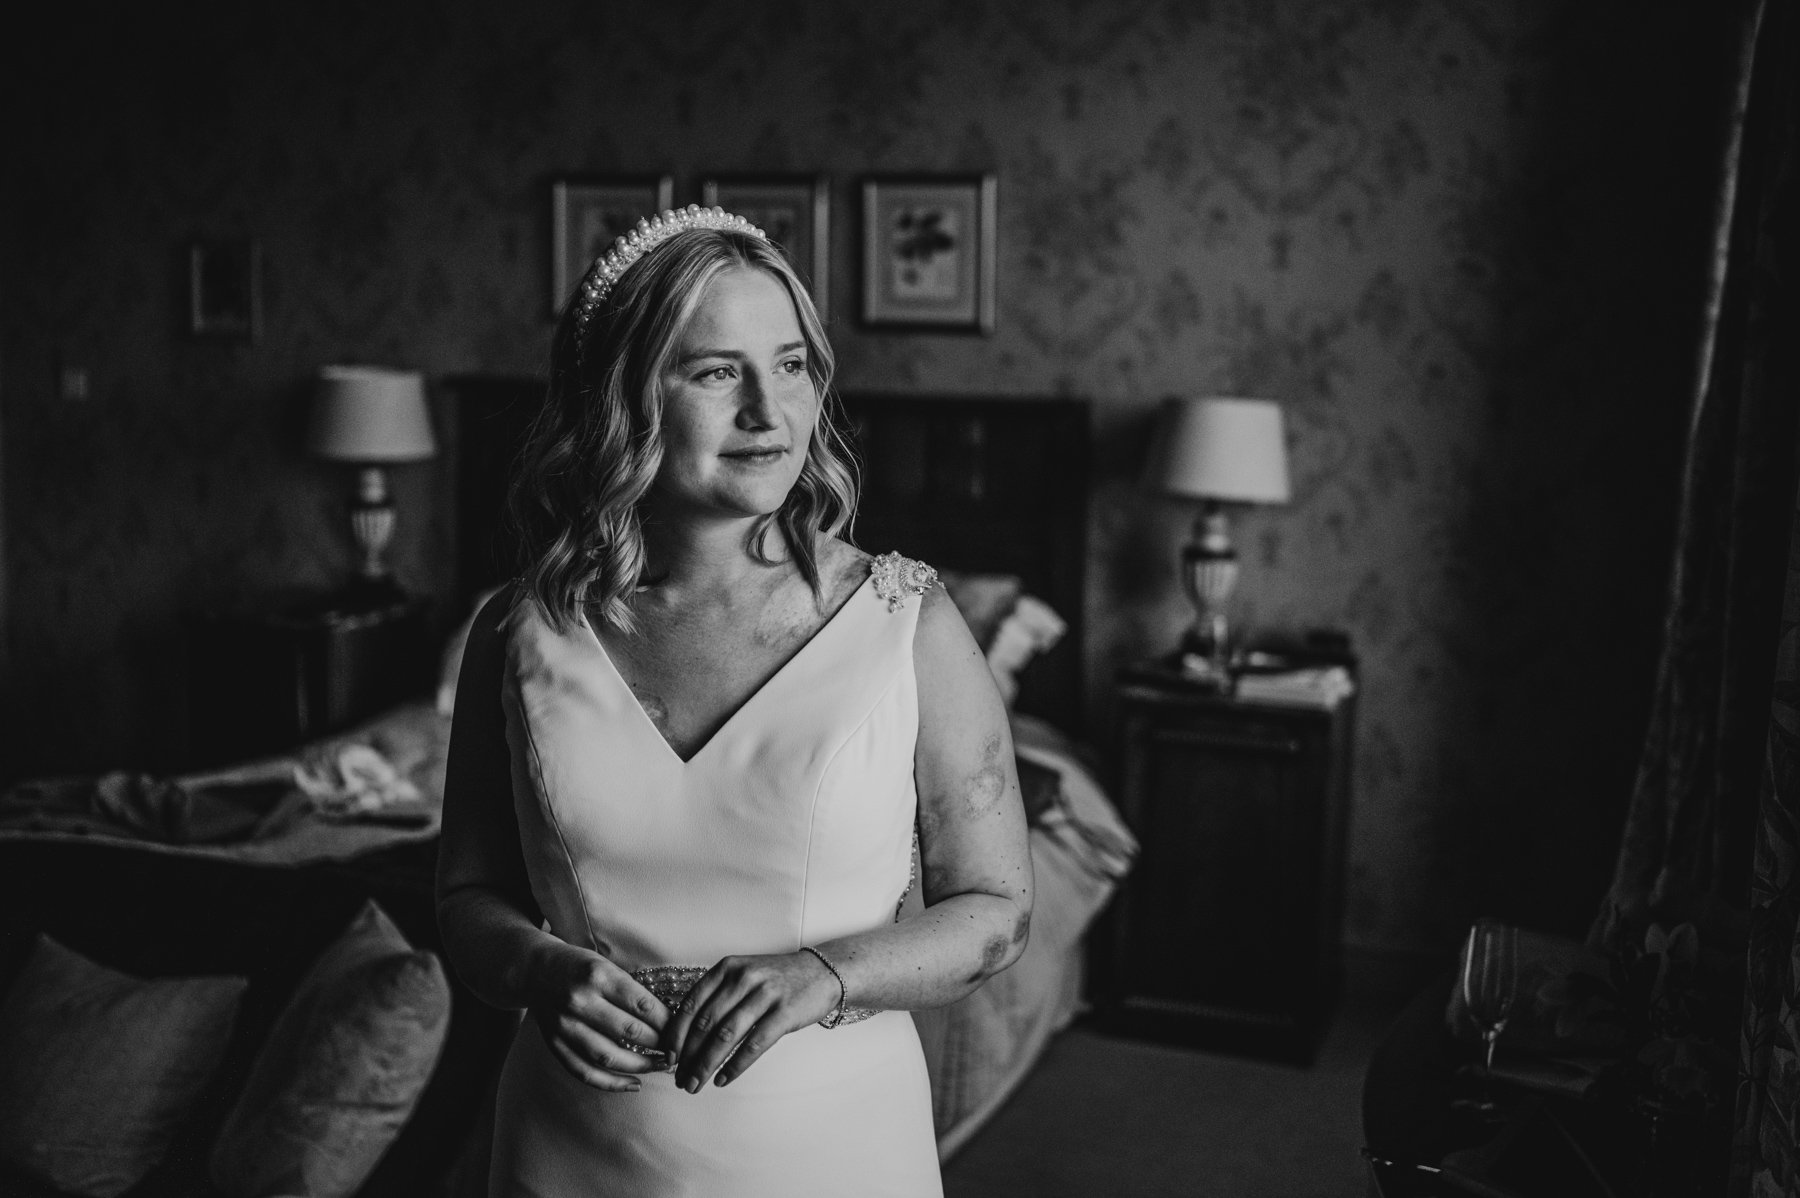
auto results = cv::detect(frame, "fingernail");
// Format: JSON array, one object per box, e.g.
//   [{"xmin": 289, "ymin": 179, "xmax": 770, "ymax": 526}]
[{"xmin": 716, "ymin": 1073, "xmax": 731, "ymax": 1087}]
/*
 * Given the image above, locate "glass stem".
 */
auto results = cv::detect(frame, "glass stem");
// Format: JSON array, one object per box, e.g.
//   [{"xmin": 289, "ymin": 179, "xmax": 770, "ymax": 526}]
[{"xmin": 1482, "ymin": 1027, "xmax": 1499, "ymax": 1074}]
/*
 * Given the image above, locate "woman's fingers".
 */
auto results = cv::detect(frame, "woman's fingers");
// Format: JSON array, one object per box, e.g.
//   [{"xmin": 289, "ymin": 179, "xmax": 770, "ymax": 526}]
[
  {"xmin": 661, "ymin": 965, "xmax": 730, "ymax": 1065},
  {"xmin": 528, "ymin": 952, "xmax": 676, "ymax": 1087},
  {"xmin": 567, "ymin": 958, "xmax": 671, "ymax": 1034},
  {"xmin": 567, "ymin": 980, "xmax": 667, "ymax": 1053},
  {"xmin": 555, "ymin": 1012, "xmax": 665, "ymax": 1075},
  {"xmin": 602, "ymin": 967, "xmax": 673, "ymax": 1033},
  {"xmin": 676, "ymin": 978, "xmax": 777, "ymax": 1092},
  {"xmin": 712, "ymin": 1004, "xmax": 804, "ymax": 1087},
  {"xmin": 544, "ymin": 1031, "xmax": 644, "ymax": 1092}
]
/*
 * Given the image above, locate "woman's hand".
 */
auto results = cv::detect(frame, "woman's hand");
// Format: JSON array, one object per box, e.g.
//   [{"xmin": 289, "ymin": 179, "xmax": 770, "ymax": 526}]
[
  {"xmin": 664, "ymin": 951, "xmax": 841, "ymax": 1092},
  {"xmin": 526, "ymin": 942, "xmax": 673, "ymax": 1092}
]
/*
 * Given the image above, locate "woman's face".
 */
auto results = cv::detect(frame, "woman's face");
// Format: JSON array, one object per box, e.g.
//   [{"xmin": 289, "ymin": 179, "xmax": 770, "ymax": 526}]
[{"xmin": 651, "ymin": 266, "xmax": 818, "ymax": 522}]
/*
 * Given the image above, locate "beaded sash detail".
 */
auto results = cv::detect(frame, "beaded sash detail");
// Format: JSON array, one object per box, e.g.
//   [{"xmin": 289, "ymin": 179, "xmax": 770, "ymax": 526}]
[
  {"xmin": 870, "ymin": 551, "xmax": 938, "ymax": 612},
  {"xmin": 627, "ymin": 964, "xmax": 878, "ymax": 1029}
]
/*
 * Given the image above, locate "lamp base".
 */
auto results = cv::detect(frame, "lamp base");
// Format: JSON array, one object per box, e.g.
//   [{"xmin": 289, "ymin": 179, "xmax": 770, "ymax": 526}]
[
  {"xmin": 347, "ymin": 465, "xmax": 399, "ymax": 592},
  {"xmin": 1181, "ymin": 502, "xmax": 1239, "ymax": 673},
  {"xmin": 1181, "ymin": 612, "xmax": 1231, "ymax": 659}
]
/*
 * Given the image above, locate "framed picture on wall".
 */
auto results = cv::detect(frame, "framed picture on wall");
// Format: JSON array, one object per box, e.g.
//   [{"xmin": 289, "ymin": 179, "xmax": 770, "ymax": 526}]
[
  {"xmin": 701, "ymin": 175, "xmax": 831, "ymax": 322},
  {"xmin": 859, "ymin": 174, "xmax": 997, "ymax": 333},
  {"xmin": 188, "ymin": 238, "xmax": 262, "ymax": 343},
  {"xmin": 550, "ymin": 174, "xmax": 676, "ymax": 317}
]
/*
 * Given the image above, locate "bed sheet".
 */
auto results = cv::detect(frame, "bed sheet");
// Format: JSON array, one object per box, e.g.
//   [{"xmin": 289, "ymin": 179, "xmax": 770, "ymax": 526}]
[{"xmin": 0, "ymin": 700, "xmax": 450, "ymax": 867}]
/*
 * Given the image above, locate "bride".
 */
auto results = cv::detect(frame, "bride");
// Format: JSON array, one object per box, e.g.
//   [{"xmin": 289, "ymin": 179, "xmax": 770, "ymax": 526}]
[{"xmin": 436, "ymin": 206, "xmax": 1033, "ymax": 1196}]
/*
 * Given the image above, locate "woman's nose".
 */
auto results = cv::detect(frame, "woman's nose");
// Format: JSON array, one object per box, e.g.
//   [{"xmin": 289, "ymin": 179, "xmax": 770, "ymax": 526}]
[{"xmin": 736, "ymin": 373, "xmax": 777, "ymax": 428}]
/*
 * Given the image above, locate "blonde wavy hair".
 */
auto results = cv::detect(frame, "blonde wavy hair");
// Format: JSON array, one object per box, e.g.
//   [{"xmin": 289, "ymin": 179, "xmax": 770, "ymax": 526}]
[{"xmin": 507, "ymin": 228, "xmax": 858, "ymax": 633}]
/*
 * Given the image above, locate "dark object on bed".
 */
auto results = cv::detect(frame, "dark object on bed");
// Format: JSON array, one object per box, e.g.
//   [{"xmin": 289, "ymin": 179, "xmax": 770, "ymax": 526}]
[{"xmin": 0, "ymin": 841, "xmax": 514, "ymax": 1197}]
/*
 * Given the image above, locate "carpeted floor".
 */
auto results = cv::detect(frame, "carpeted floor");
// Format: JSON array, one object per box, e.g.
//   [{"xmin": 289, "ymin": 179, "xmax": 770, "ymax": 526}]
[{"xmin": 941, "ymin": 993, "xmax": 1406, "ymax": 1197}]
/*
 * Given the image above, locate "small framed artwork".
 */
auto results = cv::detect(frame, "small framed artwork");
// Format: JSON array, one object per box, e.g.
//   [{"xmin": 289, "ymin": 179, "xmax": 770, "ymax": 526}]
[
  {"xmin": 188, "ymin": 239, "xmax": 262, "ymax": 343},
  {"xmin": 551, "ymin": 174, "xmax": 676, "ymax": 316},
  {"xmin": 701, "ymin": 175, "xmax": 831, "ymax": 321},
  {"xmin": 860, "ymin": 174, "xmax": 997, "ymax": 333}
]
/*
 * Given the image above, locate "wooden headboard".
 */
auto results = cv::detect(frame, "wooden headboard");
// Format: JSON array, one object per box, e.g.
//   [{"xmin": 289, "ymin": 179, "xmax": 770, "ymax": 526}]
[
  {"xmin": 840, "ymin": 394, "xmax": 1089, "ymax": 736},
  {"xmin": 439, "ymin": 378, "xmax": 1091, "ymax": 734}
]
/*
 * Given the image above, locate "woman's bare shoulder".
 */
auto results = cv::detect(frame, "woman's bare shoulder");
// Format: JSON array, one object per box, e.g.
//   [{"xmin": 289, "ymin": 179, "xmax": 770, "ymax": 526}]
[{"xmin": 816, "ymin": 537, "xmax": 874, "ymax": 609}]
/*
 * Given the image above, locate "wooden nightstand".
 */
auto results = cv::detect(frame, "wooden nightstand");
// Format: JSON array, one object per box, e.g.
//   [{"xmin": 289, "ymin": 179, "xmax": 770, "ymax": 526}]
[
  {"xmin": 184, "ymin": 591, "xmax": 432, "ymax": 768},
  {"xmin": 1090, "ymin": 655, "xmax": 1357, "ymax": 1062}
]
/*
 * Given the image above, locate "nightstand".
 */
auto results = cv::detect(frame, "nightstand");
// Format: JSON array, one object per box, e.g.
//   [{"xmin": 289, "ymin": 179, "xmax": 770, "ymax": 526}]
[
  {"xmin": 1090, "ymin": 654, "xmax": 1357, "ymax": 1062},
  {"xmin": 184, "ymin": 591, "xmax": 432, "ymax": 768}
]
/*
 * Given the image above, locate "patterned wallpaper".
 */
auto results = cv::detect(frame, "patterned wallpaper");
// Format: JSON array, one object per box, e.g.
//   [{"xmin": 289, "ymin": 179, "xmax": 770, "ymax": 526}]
[{"xmin": 2, "ymin": 1, "xmax": 1719, "ymax": 957}]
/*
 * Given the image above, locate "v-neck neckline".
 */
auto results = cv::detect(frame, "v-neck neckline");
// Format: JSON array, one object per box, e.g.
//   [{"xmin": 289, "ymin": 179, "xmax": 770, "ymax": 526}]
[{"xmin": 576, "ymin": 576, "xmax": 873, "ymax": 768}]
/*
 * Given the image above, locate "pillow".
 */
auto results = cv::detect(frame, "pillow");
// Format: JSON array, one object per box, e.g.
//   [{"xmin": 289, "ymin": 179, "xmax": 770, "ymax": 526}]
[
  {"xmin": 938, "ymin": 571, "xmax": 1069, "ymax": 705},
  {"xmin": 985, "ymin": 594, "xmax": 1067, "ymax": 707},
  {"xmin": 0, "ymin": 935, "xmax": 246, "ymax": 1198},
  {"xmin": 209, "ymin": 900, "xmax": 451, "ymax": 1198},
  {"xmin": 437, "ymin": 584, "xmax": 506, "ymax": 715},
  {"xmin": 938, "ymin": 571, "xmax": 1023, "ymax": 653}
]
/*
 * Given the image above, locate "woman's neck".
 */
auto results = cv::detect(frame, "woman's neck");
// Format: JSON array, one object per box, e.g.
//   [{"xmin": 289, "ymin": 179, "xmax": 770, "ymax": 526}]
[{"xmin": 638, "ymin": 512, "xmax": 792, "ymax": 599}]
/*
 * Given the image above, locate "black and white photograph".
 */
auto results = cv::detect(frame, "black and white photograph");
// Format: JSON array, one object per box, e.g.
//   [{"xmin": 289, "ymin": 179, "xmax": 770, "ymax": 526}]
[{"xmin": 3, "ymin": 4, "xmax": 1796, "ymax": 1197}]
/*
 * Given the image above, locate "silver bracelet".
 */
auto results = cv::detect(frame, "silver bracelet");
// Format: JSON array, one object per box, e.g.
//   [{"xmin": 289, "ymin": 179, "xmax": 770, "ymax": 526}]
[{"xmin": 799, "ymin": 945, "xmax": 850, "ymax": 1029}]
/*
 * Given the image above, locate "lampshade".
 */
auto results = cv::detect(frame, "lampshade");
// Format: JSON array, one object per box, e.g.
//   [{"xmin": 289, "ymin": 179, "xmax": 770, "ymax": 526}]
[
  {"xmin": 1150, "ymin": 396, "xmax": 1291, "ymax": 504},
  {"xmin": 306, "ymin": 365, "xmax": 437, "ymax": 462}
]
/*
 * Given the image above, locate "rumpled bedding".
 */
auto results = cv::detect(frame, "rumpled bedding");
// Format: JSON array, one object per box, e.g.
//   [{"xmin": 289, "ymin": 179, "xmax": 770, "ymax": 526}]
[{"xmin": 0, "ymin": 700, "xmax": 449, "ymax": 865}]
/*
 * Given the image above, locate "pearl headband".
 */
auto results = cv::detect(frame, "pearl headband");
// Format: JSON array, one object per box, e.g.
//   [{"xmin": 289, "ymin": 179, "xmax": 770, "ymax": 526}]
[{"xmin": 572, "ymin": 204, "xmax": 767, "ymax": 340}]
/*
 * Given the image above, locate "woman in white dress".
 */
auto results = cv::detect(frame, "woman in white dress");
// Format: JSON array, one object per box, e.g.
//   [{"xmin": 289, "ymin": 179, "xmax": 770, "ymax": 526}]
[{"xmin": 437, "ymin": 207, "xmax": 1033, "ymax": 1196}]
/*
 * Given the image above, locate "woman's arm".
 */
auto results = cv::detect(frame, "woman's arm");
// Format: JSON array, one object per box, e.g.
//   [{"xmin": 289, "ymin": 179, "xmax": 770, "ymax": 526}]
[
  {"xmin": 667, "ymin": 584, "xmax": 1033, "ymax": 1091},
  {"xmin": 436, "ymin": 589, "xmax": 671, "ymax": 1091}
]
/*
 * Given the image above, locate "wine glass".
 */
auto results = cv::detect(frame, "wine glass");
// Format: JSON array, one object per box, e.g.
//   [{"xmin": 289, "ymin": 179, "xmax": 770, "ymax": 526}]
[{"xmin": 1458, "ymin": 918, "xmax": 1518, "ymax": 1115}]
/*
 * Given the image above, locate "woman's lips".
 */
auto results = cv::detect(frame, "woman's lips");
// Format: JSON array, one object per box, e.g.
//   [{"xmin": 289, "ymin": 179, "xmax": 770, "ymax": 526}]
[{"xmin": 720, "ymin": 446, "xmax": 788, "ymax": 465}]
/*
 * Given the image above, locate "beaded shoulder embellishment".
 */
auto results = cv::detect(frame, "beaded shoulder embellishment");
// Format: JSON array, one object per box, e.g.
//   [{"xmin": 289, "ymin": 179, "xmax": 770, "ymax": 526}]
[{"xmin": 870, "ymin": 552, "xmax": 938, "ymax": 613}]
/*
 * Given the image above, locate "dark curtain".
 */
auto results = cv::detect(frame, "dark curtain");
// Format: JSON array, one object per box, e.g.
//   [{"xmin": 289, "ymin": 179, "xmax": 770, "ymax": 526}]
[
  {"xmin": 1591, "ymin": 0, "xmax": 1797, "ymax": 951},
  {"xmin": 1581, "ymin": 2, "xmax": 1798, "ymax": 1185},
  {"xmin": 1604, "ymin": 0, "xmax": 1800, "ymax": 1192}
]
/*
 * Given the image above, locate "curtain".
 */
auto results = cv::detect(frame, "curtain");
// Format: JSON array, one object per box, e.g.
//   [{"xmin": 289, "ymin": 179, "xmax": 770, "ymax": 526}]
[
  {"xmin": 1666, "ymin": 0, "xmax": 1800, "ymax": 1193},
  {"xmin": 1591, "ymin": 0, "xmax": 1796, "ymax": 951}
]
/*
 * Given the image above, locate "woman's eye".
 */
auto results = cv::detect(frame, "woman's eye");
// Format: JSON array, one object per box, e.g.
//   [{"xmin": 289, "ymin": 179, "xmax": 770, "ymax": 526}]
[
  {"xmin": 699, "ymin": 366, "xmax": 734, "ymax": 382},
  {"xmin": 779, "ymin": 359, "xmax": 807, "ymax": 375}
]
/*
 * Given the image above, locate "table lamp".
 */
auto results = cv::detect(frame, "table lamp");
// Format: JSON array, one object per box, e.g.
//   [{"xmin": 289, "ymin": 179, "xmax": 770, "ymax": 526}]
[
  {"xmin": 1149, "ymin": 396, "xmax": 1291, "ymax": 668},
  {"xmin": 305, "ymin": 365, "xmax": 437, "ymax": 596}
]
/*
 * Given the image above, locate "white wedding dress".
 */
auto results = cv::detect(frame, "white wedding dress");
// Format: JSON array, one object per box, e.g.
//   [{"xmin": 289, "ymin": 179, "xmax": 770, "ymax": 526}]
[{"xmin": 487, "ymin": 556, "xmax": 944, "ymax": 1197}]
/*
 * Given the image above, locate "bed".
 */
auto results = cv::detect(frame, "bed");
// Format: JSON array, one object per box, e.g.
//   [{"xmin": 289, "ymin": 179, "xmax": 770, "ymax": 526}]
[{"xmin": 0, "ymin": 380, "xmax": 1136, "ymax": 1169}]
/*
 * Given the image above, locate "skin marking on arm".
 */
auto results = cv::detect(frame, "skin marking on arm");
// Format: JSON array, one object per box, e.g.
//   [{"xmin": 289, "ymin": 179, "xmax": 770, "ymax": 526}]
[
  {"xmin": 966, "ymin": 931, "xmax": 1013, "ymax": 984},
  {"xmin": 963, "ymin": 732, "xmax": 1009, "ymax": 818},
  {"xmin": 917, "ymin": 799, "xmax": 957, "ymax": 900}
]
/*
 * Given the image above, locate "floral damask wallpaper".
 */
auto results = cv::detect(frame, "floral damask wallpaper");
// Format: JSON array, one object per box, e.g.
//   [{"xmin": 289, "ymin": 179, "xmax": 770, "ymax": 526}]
[{"xmin": 2, "ymin": 1, "xmax": 1715, "ymax": 957}]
